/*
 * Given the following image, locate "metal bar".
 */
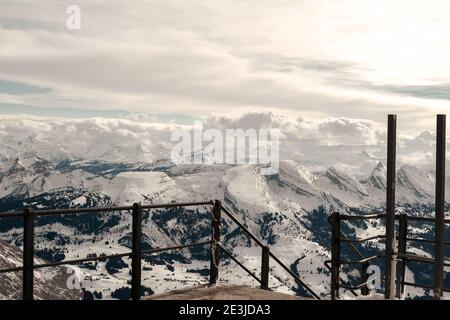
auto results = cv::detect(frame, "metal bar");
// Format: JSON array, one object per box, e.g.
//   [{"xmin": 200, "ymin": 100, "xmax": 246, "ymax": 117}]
[
  {"xmin": 435, "ymin": 114, "xmax": 446, "ymax": 299},
  {"xmin": 261, "ymin": 246, "xmax": 270, "ymax": 290},
  {"xmin": 341, "ymin": 235, "xmax": 386, "ymax": 243},
  {"xmin": 141, "ymin": 241, "xmax": 212, "ymax": 255},
  {"xmin": 398, "ymin": 253, "xmax": 434, "ymax": 264},
  {"xmin": 339, "ymin": 214, "xmax": 386, "ymax": 221},
  {"xmin": 3, "ymin": 241, "xmax": 210, "ymax": 271},
  {"xmin": 0, "ymin": 266, "xmax": 23, "ymax": 274},
  {"xmin": 403, "ymin": 281, "xmax": 450, "ymax": 293},
  {"xmin": 141, "ymin": 201, "xmax": 213, "ymax": 210},
  {"xmin": 131, "ymin": 203, "xmax": 142, "ymax": 301},
  {"xmin": 220, "ymin": 205, "xmax": 266, "ymax": 248},
  {"xmin": 0, "ymin": 212, "xmax": 24, "ymax": 218},
  {"xmin": 219, "ymin": 246, "xmax": 262, "ymax": 284},
  {"xmin": 405, "ymin": 216, "xmax": 450, "ymax": 223},
  {"xmin": 385, "ymin": 114, "xmax": 397, "ymax": 299},
  {"xmin": 340, "ymin": 255, "xmax": 381, "ymax": 265},
  {"xmin": 398, "ymin": 255, "xmax": 450, "ymax": 267},
  {"xmin": 396, "ymin": 213, "xmax": 407, "ymax": 299},
  {"xmin": 209, "ymin": 200, "xmax": 221, "ymax": 285},
  {"xmin": 34, "ymin": 252, "xmax": 132, "ymax": 269},
  {"xmin": 23, "ymin": 207, "xmax": 34, "ymax": 301},
  {"xmin": 403, "ymin": 281, "xmax": 433, "ymax": 290},
  {"xmin": 32, "ymin": 205, "xmax": 133, "ymax": 216},
  {"xmin": 404, "ymin": 237, "xmax": 450, "ymax": 246},
  {"xmin": 330, "ymin": 212, "xmax": 341, "ymax": 300},
  {"xmin": 0, "ymin": 201, "xmax": 214, "ymax": 218}
]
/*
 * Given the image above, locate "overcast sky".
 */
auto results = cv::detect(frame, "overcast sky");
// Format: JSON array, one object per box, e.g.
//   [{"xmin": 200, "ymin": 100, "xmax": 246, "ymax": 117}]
[{"xmin": 1, "ymin": 0, "xmax": 450, "ymax": 129}]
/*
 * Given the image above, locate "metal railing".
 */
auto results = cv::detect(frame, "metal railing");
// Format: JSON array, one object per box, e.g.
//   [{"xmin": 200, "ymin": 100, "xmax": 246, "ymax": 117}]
[
  {"xmin": 328, "ymin": 114, "xmax": 449, "ymax": 300},
  {"xmin": 0, "ymin": 199, "xmax": 320, "ymax": 300},
  {"xmin": 220, "ymin": 205, "xmax": 321, "ymax": 299},
  {"xmin": 329, "ymin": 212, "xmax": 450, "ymax": 300}
]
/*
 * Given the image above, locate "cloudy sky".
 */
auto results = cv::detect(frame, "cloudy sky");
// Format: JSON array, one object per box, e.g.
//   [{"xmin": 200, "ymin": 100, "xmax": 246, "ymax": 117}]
[{"xmin": 1, "ymin": 0, "xmax": 450, "ymax": 129}]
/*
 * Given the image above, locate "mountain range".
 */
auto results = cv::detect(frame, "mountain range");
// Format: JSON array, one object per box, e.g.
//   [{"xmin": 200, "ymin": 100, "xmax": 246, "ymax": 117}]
[{"xmin": 0, "ymin": 151, "xmax": 447, "ymax": 299}]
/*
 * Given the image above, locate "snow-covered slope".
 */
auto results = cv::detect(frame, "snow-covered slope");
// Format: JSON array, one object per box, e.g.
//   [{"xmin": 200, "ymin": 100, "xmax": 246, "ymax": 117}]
[
  {"xmin": 0, "ymin": 151, "xmax": 448, "ymax": 300},
  {"xmin": 0, "ymin": 241, "xmax": 82, "ymax": 300}
]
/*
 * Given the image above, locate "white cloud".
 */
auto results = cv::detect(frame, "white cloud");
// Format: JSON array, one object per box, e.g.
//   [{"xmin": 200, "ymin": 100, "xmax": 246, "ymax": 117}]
[
  {"xmin": 1, "ymin": 0, "xmax": 450, "ymax": 128},
  {"xmin": 0, "ymin": 113, "xmax": 441, "ymax": 173}
]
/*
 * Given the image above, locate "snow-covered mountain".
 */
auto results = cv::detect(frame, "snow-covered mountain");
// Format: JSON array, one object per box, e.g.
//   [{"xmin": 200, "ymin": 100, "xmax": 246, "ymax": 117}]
[
  {"xmin": 0, "ymin": 151, "xmax": 447, "ymax": 300},
  {"xmin": 0, "ymin": 241, "xmax": 82, "ymax": 300}
]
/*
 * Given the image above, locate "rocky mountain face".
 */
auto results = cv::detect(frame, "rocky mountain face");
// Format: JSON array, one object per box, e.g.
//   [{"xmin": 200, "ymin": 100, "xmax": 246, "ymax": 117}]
[
  {"xmin": 0, "ymin": 152, "xmax": 448, "ymax": 299},
  {"xmin": 0, "ymin": 241, "xmax": 82, "ymax": 300}
]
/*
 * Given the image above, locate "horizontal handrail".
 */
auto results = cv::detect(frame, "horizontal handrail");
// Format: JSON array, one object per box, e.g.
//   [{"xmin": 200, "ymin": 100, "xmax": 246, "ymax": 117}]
[
  {"xmin": 0, "ymin": 200, "xmax": 218, "ymax": 301},
  {"xmin": 402, "ymin": 237, "xmax": 450, "ymax": 246},
  {"xmin": 0, "ymin": 265, "xmax": 23, "ymax": 274},
  {"xmin": 34, "ymin": 252, "xmax": 132, "ymax": 269},
  {"xmin": 397, "ymin": 253, "xmax": 434, "ymax": 264},
  {"xmin": 0, "ymin": 240, "xmax": 213, "ymax": 273},
  {"xmin": 0, "ymin": 199, "xmax": 321, "ymax": 301},
  {"xmin": 397, "ymin": 253, "xmax": 450, "ymax": 267},
  {"xmin": 339, "ymin": 214, "xmax": 386, "ymax": 221},
  {"xmin": 330, "ymin": 213, "xmax": 450, "ymax": 224},
  {"xmin": 0, "ymin": 201, "xmax": 214, "ymax": 218},
  {"xmin": 404, "ymin": 216, "xmax": 450, "ymax": 224},
  {"xmin": 341, "ymin": 235, "xmax": 386, "ymax": 243},
  {"xmin": 340, "ymin": 255, "xmax": 382, "ymax": 265},
  {"xmin": 141, "ymin": 201, "xmax": 213, "ymax": 210}
]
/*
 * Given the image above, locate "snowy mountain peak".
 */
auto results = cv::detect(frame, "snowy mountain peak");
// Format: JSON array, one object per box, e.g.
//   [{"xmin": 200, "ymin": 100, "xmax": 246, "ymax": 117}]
[{"xmin": 397, "ymin": 165, "xmax": 434, "ymax": 201}]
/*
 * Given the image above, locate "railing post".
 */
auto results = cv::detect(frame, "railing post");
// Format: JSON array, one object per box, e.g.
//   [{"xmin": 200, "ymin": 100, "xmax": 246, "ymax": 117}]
[
  {"xmin": 210, "ymin": 200, "xmax": 221, "ymax": 285},
  {"xmin": 361, "ymin": 262, "xmax": 370, "ymax": 296},
  {"xmin": 330, "ymin": 212, "xmax": 341, "ymax": 300},
  {"xmin": 434, "ymin": 114, "xmax": 446, "ymax": 300},
  {"xmin": 385, "ymin": 114, "xmax": 397, "ymax": 299},
  {"xmin": 396, "ymin": 213, "xmax": 407, "ymax": 299},
  {"xmin": 131, "ymin": 203, "xmax": 142, "ymax": 300},
  {"xmin": 261, "ymin": 246, "xmax": 270, "ymax": 290},
  {"xmin": 23, "ymin": 207, "xmax": 34, "ymax": 300}
]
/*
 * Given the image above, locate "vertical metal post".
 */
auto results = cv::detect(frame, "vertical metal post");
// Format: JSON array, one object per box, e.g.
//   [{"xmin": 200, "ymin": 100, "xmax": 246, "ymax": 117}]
[
  {"xmin": 396, "ymin": 213, "xmax": 407, "ymax": 299},
  {"xmin": 131, "ymin": 203, "xmax": 142, "ymax": 301},
  {"xmin": 209, "ymin": 200, "xmax": 221, "ymax": 285},
  {"xmin": 434, "ymin": 114, "xmax": 446, "ymax": 299},
  {"xmin": 361, "ymin": 262, "xmax": 370, "ymax": 296},
  {"xmin": 23, "ymin": 207, "xmax": 34, "ymax": 300},
  {"xmin": 330, "ymin": 212, "xmax": 341, "ymax": 300},
  {"xmin": 385, "ymin": 114, "xmax": 397, "ymax": 299},
  {"xmin": 261, "ymin": 246, "xmax": 270, "ymax": 290}
]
